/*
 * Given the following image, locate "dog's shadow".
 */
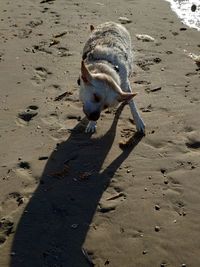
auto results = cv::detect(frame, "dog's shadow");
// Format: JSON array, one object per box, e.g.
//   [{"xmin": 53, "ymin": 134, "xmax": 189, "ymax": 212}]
[{"xmin": 10, "ymin": 104, "xmax": 143, "ymax": 267}]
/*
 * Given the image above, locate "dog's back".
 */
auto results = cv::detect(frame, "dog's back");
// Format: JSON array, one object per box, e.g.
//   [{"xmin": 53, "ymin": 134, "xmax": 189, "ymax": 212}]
[{"xmin": 82, "ymin": 22, "xmax": 133, "ymax": 79}]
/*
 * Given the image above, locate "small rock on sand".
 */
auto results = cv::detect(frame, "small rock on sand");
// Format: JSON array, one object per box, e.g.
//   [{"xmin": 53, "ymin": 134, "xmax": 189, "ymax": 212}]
[
  {"xmin": 118, "ymin": 17, "xmax": 132, "ymax": 24},
  {"xmin": 155, "ymin": 225, "xmax": 160, "ymax": 232},
  {"xmin": 136, "ymin": 34, "xmax": 155, "ymax": 42}
]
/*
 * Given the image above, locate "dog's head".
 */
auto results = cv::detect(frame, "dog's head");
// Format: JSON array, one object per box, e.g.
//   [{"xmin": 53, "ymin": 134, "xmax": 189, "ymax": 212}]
[{"xmin": 79, "ymin": 61, "xmax": 136, "ymax": 121}]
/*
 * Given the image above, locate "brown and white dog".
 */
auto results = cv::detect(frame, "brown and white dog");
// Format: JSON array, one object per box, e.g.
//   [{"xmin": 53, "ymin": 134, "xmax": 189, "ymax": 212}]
[{"xmin": 78, "ymin": 22, "xmax": 145, "ymax": 134}]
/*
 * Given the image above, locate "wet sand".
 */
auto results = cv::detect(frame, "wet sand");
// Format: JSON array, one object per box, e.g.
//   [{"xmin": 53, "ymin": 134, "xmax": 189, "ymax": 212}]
[{"xmin": 0, "ymin": 0, "xmax": 200, "ymax": 266}]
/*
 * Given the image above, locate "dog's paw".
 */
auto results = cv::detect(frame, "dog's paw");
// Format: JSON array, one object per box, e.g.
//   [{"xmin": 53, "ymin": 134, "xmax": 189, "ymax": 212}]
[
  {"xmin": 85, "ymin": 121, "xmax": 97, "ymax": 133},
  {"xmin": 135, "ymin": 117, "xmax": 145, "ymax": 134}
]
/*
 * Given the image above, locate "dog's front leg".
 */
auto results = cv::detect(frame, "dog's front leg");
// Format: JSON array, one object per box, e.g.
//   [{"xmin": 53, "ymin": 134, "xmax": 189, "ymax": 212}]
[
  {"xmin": 85, "ymin": 121, "xmax": 97, "ymax": 133},
  {"xmin": 126, "ymin": 81, "xmax": 145, "ymax": 134},
  {"xmin": 128, "ymin": 100, "xmax": 145, "ymax": 134}
]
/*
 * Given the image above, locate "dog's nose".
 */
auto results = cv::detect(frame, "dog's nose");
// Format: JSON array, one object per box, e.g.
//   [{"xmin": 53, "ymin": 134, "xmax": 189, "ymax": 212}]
[{"xmin": 88, "ymin": 111, "xmax": 100, "ymax": 121}]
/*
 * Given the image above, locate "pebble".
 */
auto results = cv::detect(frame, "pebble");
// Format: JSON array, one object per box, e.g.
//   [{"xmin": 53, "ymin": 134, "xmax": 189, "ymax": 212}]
[
  {"xmin": 191, "ymin": 4, "xmax": 196, "ymax": 12},
  {"xmin": 155, "ymin": 226, "xmax": 160, "ymax": 232},
  {"xmin": 136, "ymin": 34, "xmax": 155, "ymax": 42},
  {"xmin": 155, "ymin": 204, "xmax": 160, "ymax": 211},
  {"xmin": 118, "ymin": 17, "xmax": 132, "ymax": 24},
  {"xmin": 71, "ymin": 224, "xmax": 78, "ymax": 229}
]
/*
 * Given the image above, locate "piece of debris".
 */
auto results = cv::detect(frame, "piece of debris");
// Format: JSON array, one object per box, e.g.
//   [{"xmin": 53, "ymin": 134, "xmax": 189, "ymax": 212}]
[
  {"xmin": 49, "ymin": 39, "xmax": 60, "ymax": 47},
  {"xmin": 53, "ymin": 31, "xmax": 67, "ymax": 38},
  {"xmin": 106, "ymin": 192, "xmax": 125, "ymax": 201},
  {"xmin": 151, "ymin": 86, "xmax": 162, "ymax": 92},
  {"xmin": 40, "ymin": 0, "xmax": 55, "ymax": 3},
  {"xmin": 146, "ymin": 86, "xmax": 162, "ymax": 93},
  {"xmin": 118, "ymin": 17, "xmax": 132, "ymax": 24},
  {"xmin": 141, "ymin": 104, "xmax": 153, "ymax": 112},
  {"xmin": 82, "ymin": 248, "xmax": 94, "ymax": 266},
  {"xmin": 54, "ymin": 91, "xmax": 73, "ymax": 101},
  {"xmin": 79, "ymin": 170, "xmax": 93, "ymax": 180},
  {"xmin": 38, "ymin": 156, "xmax": 49, "ymax": 160},
  {"xmin": 64, "ymin": 154, "xmax": 78, "ymax": 164},
  {"xmin": 188, "ymin": 52, "xmax": 200, "ymax": 66},
  {"xmin": 48, "ymin": 165, "xmax": 70, "ymax": 178},
  {"xmin": 136, "ymin": 34, "xmax": 155, "ymax": 42}
]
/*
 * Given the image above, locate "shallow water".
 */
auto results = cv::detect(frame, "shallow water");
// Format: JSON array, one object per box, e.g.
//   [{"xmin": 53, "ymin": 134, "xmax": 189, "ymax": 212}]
[{"xmin": 165, "ymin": 0, "xmax": 200, "ymax": 30}]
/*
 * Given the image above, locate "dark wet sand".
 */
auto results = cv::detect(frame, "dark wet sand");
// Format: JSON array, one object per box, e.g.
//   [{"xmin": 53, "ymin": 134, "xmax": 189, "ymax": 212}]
[{"xmin": 0, "ymin": 0, "xmax": 200, "ymax": 266}]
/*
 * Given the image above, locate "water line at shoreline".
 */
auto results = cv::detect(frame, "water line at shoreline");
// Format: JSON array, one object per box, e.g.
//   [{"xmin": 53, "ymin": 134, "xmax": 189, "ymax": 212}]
[{"xmin": 165, "ymin": 0, "xmax": 200, "ymax": 30}]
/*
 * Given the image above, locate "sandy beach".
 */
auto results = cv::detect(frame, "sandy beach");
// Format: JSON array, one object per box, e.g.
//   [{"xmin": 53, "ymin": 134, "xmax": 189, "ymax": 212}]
[{"xmin": 0, "ymin": 0, "xmax": 200, "ymax": 266}]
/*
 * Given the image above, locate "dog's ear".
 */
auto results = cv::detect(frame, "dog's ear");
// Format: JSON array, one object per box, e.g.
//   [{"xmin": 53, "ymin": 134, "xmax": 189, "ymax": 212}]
[
  {"xmin": 118, "ymin": 92, "xmax": 137, "ymax": 102},
  {"xmin": 93, "ymin": 73, "xmax": 137, "ymax": 102},
  {"xmin": 81, "ymin": 60, "xmax": 92, "ymax": 84}
]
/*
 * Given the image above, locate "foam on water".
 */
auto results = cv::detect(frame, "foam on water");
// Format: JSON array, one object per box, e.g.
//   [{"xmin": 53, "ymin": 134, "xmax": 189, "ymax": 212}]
[{"xmin": 165, "ymin": 0, "xmax": 200, "ymax": 30}]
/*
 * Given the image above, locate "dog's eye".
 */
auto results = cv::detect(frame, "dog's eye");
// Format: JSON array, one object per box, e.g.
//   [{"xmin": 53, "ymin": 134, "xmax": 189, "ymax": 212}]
[
  {"xmin": 104, "ymin": 104, "xmax": 108, "ymax": 109},
  {"xmin": 93, "ymin": 93, "xmax": 101, "ymax": 103}
]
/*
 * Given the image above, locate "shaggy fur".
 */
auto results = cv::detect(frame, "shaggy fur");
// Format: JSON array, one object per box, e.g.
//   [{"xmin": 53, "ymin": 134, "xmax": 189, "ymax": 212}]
[{"xmin": 79, "ymin": 22, "xmax": 145, "ymax": 133}]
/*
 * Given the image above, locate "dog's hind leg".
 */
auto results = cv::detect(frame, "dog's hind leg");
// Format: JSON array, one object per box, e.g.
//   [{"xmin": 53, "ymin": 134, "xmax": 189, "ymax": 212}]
[
  {"xmin": 126, "ymin": 81, "xmax": 145, "ymax": 134},
  {"xmin": 85, "ymin": 121, "xmax": 97, "ymax": 133}
]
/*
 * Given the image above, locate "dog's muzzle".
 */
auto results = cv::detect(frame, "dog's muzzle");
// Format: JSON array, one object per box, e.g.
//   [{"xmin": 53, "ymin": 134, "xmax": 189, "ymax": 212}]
[
  {"xmin": 87, "ymin": 111, "xmax": 100, "ymax": 121},
  {"xmin": 83, "ymin": 106, "xmax": 100, "ymax": 121}
]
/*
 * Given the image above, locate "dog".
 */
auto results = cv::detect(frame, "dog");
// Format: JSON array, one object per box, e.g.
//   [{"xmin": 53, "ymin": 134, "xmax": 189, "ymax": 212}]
[{"xmin": 78, "ymin": 21, "xmax": 145, "ymax": 134}]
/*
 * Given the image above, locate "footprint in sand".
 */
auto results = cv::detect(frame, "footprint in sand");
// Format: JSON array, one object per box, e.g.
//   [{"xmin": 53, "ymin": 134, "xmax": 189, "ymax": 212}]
[
  {"xmin": 18, "ymin": 105, "xmax": 38, "ymax": 123},
  {"xmin": 57, "ymin": 47, "xmax": 73, "ymax": 57},
  {"xmin": 17, "ymin": 28, "xmax": 32, "ymax": 39},
  {"xmin": 33, "ymin": 42, "xmax": 53, "ymax": 54},
  {"xmin": 31, "ymin": 67, "xmax": 52, "ymax": 85},
  {"xmin": 26, "ymin": 19, "xmax": 43, "ymax": 28},
  {"xmin": 14, "ymin": 160, "xmax": 39, "ymax": 190},
  {"xmin": 98, "ymin": 188, "xmax": 126, "ymax": 213},
  {"xmin": 0, "ymin": 192, "xmax": 25, "ymax": 222},
  {"xmin": 44, "ymin": 84, "xmax": 62, "ymax": 96},
  {"xmin": 186, "ymin": 140, "xmax": 200, "ymax": 150},
  {"xmin": 185, "ymin": 133, "xmax": 200, "ymax": 150},
  {"xmin": 0, "ymin": 51, "xmax": 4, "ymax": 62},
  {"xmin": 0, "ymin": 217, "xmax": 14, "ymax": 245},
  {"xmin": 136, "ymin": 57, "xmax": 162, "ymax": 71}
]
